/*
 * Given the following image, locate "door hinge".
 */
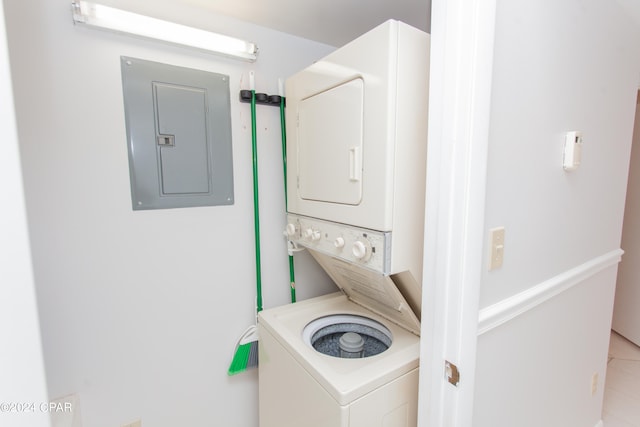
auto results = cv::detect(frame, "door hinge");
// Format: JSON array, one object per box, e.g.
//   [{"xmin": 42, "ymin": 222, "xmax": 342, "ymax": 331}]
[{"xmin": 445, "ymin": 360, "xmax": 460, "ymax": 386}]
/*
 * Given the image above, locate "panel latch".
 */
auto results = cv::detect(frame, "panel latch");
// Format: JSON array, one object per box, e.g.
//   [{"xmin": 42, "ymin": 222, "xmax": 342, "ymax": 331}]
[
  {"xmin": 157, "ymin": 134, "xmax": 175, "ymax": 146},
  {"xmin": 445, "ymin": 360, "xmax": 460, "ymax": 386}
]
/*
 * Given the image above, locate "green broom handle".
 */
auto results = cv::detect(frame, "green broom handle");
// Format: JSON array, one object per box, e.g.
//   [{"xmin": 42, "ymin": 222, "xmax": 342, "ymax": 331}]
[
  {"xmin": 251, "ymin": 89, "xmax": 263, "ymax": 313},
  {"xmin": 280, "ymin": 94, "xmax": 296, "ymax": 304},
  {"xmin": 280, "ymin": 97, "xmax": 288, "ymax": 209}
]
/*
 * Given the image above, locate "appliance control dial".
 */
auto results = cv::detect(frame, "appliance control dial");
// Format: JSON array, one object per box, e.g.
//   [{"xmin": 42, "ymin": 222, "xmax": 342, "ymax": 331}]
[
  {"xmin": 285, "ymin": 223, "xmax": 297, "ymax": 237},
  {"xmin": 334, "ymin": 237, "xmax": 345, "ymax": 249},
  {"xmin": 352, "ymin": 239, "xmax": 372, "ymax": 261},
  {"xmin": 303, "ymin": 228, "xmax": 321, "ymax": 242}
]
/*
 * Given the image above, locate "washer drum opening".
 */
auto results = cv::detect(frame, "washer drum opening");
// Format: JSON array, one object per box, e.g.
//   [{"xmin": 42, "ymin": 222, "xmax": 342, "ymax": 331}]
[{"xmin": 303, "ymin": 314, "xmax": 393, "ymax": 358}]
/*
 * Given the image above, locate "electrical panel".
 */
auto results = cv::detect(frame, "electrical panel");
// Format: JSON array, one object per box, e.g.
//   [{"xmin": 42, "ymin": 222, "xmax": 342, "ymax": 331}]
[{"xmin": 121, "ymin": 56, "xmax": 234, "ymax": 210}]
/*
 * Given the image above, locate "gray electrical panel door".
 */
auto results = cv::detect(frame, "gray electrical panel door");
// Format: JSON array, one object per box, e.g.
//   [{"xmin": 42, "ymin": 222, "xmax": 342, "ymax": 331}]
[{"xmin": 121, "ymin": 57, "xmax": 234, "ymax": 210}]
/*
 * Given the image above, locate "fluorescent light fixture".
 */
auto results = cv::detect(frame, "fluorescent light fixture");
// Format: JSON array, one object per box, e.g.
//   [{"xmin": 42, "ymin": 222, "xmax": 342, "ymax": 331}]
[{"xmin": 71, "ymin": 1, "xmax": 258, "ymax": 62}]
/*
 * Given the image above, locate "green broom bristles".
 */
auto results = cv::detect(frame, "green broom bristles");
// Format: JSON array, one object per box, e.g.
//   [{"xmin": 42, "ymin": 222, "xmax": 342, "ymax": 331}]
[
  {"xmin": 228, "ymin": 326, "xmax": 259, "ymax": 376},
  {"xmin": 228, "ymin": 340, "xmax": 258, "ymax": 376}
]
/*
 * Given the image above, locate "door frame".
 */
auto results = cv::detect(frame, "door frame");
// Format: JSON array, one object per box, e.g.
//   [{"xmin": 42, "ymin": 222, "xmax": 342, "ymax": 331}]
[{"xmin": 418, "ymin": 0, "xmax": 497, "ymax": 425}]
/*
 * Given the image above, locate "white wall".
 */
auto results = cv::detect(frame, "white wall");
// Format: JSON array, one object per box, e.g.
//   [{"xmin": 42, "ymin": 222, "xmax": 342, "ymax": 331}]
[
  {"xmin": 473, "ymin": 0, "xmax": 640, "ymax": 426},
  {"xmin": 474, "ymin": 267, "xmax": 618, "ymax": 426},
  {"xmin": 4, "ymin": 1, "xmax": 336, "ymax": 426},
  {"xmin": 0, "ymin": 1, "xmax": 51, "ymax": 426}
]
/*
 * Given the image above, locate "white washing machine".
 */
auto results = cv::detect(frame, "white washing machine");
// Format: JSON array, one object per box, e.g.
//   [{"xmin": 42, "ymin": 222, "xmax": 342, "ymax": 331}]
[
  {"xmin": 258, "ymin": 19, "xmax": 430, "ymax": 427},
  {"xmin": 259, "ymin": 292, "xmax": 419, "ymax": 427}
]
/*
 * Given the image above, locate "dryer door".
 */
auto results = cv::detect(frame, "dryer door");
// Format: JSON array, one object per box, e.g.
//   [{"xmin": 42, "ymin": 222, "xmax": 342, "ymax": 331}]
[{"xmin": 297, "ymin": 78, "xmax": 364, "ymax": 206}]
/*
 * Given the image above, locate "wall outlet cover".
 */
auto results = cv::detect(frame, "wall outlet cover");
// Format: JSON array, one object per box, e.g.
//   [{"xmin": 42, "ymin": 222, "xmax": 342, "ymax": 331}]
[{"xmin": 50, "ymin": 393, "xmax": 81, "ymax": 427}]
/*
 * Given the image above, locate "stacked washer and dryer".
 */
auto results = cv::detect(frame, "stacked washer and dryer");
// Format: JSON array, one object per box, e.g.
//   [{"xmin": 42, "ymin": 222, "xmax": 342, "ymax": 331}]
[{"xmin": 258, "ymin": 20, "xmax": 430, "ymax": 427}]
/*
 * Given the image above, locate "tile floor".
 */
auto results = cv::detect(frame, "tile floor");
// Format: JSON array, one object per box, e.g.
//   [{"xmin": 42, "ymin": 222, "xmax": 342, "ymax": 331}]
[{"xmin": 603, "ymin": 331, "xmax": 640, "ymax": 426}]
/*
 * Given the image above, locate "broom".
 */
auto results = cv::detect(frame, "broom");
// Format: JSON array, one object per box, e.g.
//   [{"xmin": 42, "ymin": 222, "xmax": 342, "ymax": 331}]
[{"xmin": 228, "ymin": 73, "xmax": 262, "ymax": 375}]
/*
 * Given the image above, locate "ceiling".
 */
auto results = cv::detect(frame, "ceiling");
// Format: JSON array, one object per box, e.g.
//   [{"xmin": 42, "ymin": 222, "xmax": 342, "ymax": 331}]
[
  {"xmin": 181, "ymin": 0, "xmax": 431, "ymax": 47},
  {"xmin": 96, "ymin": 1, "xmax": 640, "ymax": 50}
]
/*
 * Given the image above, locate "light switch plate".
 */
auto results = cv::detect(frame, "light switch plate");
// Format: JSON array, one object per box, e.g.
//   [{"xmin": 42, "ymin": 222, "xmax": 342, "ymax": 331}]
[{"xmin": 488, "ymin": 227, "xmax": 505, "ymax": 270}]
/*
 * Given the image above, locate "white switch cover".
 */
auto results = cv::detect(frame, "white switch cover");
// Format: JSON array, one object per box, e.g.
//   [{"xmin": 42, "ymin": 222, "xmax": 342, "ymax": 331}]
[{"xmin": 488, "ymin": 227, "xmax": 505, "ymax": 271}]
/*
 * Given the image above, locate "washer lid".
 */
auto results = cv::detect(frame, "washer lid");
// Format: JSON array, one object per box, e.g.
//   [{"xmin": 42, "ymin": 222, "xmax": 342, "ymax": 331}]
[{"xmin": 309, "ymin": 250, "xmax": 421, "ymax": 335}]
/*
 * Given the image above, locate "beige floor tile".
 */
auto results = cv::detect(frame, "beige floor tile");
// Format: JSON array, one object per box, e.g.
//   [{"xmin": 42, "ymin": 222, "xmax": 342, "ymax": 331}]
[
  {"xmin": 602, "ymin": 410, "xmax": 639, "ymax": 427},
  {"xmin": 609, "ymin": 331, "xmax": 640, "ymax": 361},
  {"xmin": 603, "ymin": 358, "xmax": 640, "ymax": 426}
]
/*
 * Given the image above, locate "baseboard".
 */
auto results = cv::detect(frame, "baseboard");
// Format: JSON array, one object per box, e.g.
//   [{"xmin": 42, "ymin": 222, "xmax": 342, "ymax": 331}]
[{"xmin": 478, "ymin": 249, "xmax": 623, "ymax": 335}]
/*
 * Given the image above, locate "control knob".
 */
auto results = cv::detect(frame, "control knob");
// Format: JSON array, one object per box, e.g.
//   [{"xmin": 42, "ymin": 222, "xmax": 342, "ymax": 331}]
[
  {"xmin": 334, "ymin": 237, "xmax": 345, "ymax": 249},
  {"xmin": 303, "ymin": 228, "xmax": 321, "ymax": 242},
  {"xmin": 352, "ymin": 239, "xmax": 372, "ymax": 261},
  {"xmin": 285, "ymin": 223, "xmax": 297, "ymax": 237}
]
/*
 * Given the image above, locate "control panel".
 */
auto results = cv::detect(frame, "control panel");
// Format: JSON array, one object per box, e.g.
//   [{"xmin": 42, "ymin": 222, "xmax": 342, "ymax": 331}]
[{"xmin": 286, "ymin": 214, "xmax": 391, "ymax": 274}]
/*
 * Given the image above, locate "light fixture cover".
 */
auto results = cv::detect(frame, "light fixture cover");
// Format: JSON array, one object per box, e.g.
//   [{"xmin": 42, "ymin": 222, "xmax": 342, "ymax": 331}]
[{"xmin": 71, "ymin": 1, "xmax": 258, "ymax": 62}]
